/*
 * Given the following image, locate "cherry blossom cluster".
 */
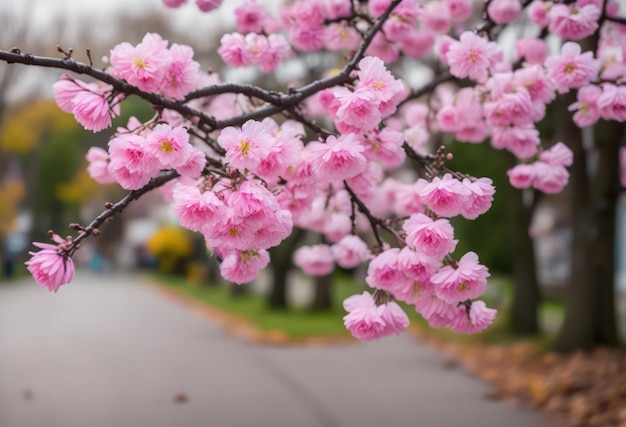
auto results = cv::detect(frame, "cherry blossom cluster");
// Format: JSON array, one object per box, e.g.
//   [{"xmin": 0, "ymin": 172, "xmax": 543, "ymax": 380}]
[{"xmin": 13, "ymin": 0, "xmax": 626, "ymax": 342}]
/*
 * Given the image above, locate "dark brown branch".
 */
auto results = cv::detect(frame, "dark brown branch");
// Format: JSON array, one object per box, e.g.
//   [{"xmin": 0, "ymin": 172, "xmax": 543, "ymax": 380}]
[
  {"xmin": 68, "ymin": 170, "xmax": 179, "ymax": 252},
  {"xmin": 184, "ymin": 83, "xmax": 281, "ymax": 104},
  {"xmin": 0, "ymin": 50, "xmax": 219, "ymax": 129}
]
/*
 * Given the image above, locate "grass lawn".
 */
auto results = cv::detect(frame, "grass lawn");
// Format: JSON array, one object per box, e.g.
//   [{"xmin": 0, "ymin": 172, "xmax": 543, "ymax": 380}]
[
  {"xmin": 148, "ymin": 270, "xmax": 563, "ymax": 346},
  {"xmin": 148, "ymin": 271, "xmax": 359, "ymax": 340}
]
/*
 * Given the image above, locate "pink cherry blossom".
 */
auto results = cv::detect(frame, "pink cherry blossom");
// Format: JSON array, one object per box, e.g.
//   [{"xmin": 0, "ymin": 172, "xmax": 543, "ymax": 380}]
[
  {"xmin": 145, "ymin": 124, "xmax": 192, "ymax": 169},
  {"xmin": 548, "ymin": 3, "xmax": 600, "ymax": 40},
  {"xmin": 172, "ymin": 185, "xmax": 225, "ymax": 232},
  {"xmin": 527, "ymin": 1, "xmax": 551, "ymax": 26},
  {"xmin": 160, "ymin": 43, "xmax": 200, "ymax": 100},
  {"xmin": 218, "ymin": 33, "xmax": 252, "ymax": 67},
  {"xmin": 356, "ymin": 56, "xmax": 398, "ymax": 103},
  {"xmin": 335, "ymin": 89, "xmax": 382, "ymax": 131},
  {"xmin": 403, "ymin": 213, "xmax": 457, "ymax": 259},
  {"xmin": 487, "ymin": 0, "xmax": 521, "ymax": 24},
  {"xmin": 568, "ymin": 84, "xmax": 602, "ymax": 127},
  {"xmin": 507, "ymin": 164, "xmax": 536, "ymax": 189},
  {"xmin": 444, "ymin": 0, "xmax": 473, "ymax": 22},
  {"xmin": 450, "ymin": 301, "xmax": 497, "ymax": 334},
  {"xmin": 177, "ymin": 147, "xmax": 206, "ymax": 178},
  {"xmin": 366, "ymin": 248, "xmax": 410, "ymax": 293},
  {"xmin": 196, "ymin": 0, "xmax": 223, "ymax": 12},
  {"xmin": 218, "ymin": 120, "xmax": 272, "ymax": 172},
  {"xmin": 342, "ymin": 292, "xmax": 387, "ymax": 341},
  {"xmin": 379, "ymin": 302, "xmax": 410, "ymax": 336},
  {"xmin": 532, "ymin": 161, "xmax": 569, "ymax": 194},
  {"xmin": 597, "ymin": 84, "xmax": 626, "ymax": 122},
  {"xmin": 514, "ymin": 38, "xmax": 548, "ymax": 65},
  {"xmin": 461, "ymin": 178, "xmax": 495, "ymax": 220},
  {"xmin": 447, "ymin": 31, "xmax": 499, "ymax": 83},
  {"xmin": 421, "ymin": 1, "xmax": 452, "ymax": 34},
  {"xmin": 293, "ymin": 244, "xmax": 335, "ymax": 276},
  {"xmin": 86, "ymin": 147, "xmax": 115, "ymax": 184},
  {"xmin": 431, "ymin": 251, "xmax": 490, "ymax": 304},
  {"xmin": 491, "ymin": 125, "xmax": 540, "ymax": 159},
  {"xmin": 324, "ymin": 23, "xmax": 360, "ymax": 51},
  {"xmin": 540, "ymin": 142, "xmax": 573, "ymax": 168},
  {"xmin": 109, "ymin": 33, "xmax": 171, "ymax": 93},
  {"xmin": 331, "ymin": 235, "xmax": 371, "ymax": 269},
  {"xmin": 397, "ymin": 246, "xmax": 441, "ymax": 282},
  {"xmin": 545, "ymin": 42, "xmax": 599, "ymax": 94},
  {"xmin": 25, "ymin": 242, "xmax": 75, "ymax": 293},
  {"xmin": 235, "ymin": 1, "xmax": 267, "ymax": 34},
  {"xmin": 419, "ymin": 173, "xmax": 472, "ymax": 218},
  {"xmin": 310, "ymin": 133, "xmax": 367, "ymax": 181},
  {"xmin": 219, "ymin": 249, "xmax": 270, "ymax": 285},
  {"xmin": 400, "ymin": 29, "xmax": 435, "ymax": 59}
]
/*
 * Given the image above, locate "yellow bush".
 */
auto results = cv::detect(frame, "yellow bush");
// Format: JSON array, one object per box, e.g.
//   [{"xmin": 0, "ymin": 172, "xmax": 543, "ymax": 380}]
[{"xmin": 146, "ymin": 226, "xmax": 193, "ymax": 274}]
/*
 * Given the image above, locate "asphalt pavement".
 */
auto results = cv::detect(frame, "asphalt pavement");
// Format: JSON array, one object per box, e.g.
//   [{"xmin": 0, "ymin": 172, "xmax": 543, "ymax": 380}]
[{"xmin": 0, "ymin": 272, "xmax": 545, "ymax": 427}]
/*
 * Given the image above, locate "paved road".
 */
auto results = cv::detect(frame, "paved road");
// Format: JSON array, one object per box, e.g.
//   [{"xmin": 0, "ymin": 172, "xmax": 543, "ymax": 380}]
[{"xmin": 0, "ymin": 272, "xmax": 545, "ymax": 427}]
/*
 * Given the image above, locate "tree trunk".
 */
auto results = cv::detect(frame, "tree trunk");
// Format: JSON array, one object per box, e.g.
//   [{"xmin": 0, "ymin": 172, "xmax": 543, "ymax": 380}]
[
  {"xmin": 553, "ymin": 115, "xmax": 622, "ymax": 352},
  {"xmin": 267, "ymin": 228, "xmax": 305, "ymax": 310},
  {"xmin": 310, "ymin": 273, "xmax": 333, "ymax": 311},
  {"xmin": 508, "ymin": 187, "xmax": 541, "ymax": 335}
]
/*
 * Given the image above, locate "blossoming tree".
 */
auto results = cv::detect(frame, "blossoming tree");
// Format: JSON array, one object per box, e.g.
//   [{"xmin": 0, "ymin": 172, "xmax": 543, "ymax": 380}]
[{"xmin": 2, "ymin": 0, "xmax": 625, "ymax": 343}]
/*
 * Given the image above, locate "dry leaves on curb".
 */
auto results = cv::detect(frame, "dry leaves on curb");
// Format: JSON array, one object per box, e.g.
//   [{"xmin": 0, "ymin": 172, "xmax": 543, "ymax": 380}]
[{"xmin": 409, "ymin": 327, "xmax": 626, "ymax": 427}]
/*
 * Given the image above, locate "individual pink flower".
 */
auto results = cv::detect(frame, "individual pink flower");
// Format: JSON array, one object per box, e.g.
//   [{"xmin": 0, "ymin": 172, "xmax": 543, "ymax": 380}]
[
  {"xmin": 514, "ymin": 38, "xmax": 548, "ymax": 65},
  {"xmin": 257, "ymin": 34, "xmax": 292, "ymax": 72},
  {"xmin": 70, "ymin": 90, "xmax": 116, "ymax": 133},
  {"xmin": 507, "ymin": 164, "xmax": 536, "ymax": 189},
  {"xmin": 25, "ymin": 242, "xmax": 75, "ymax": 292},
  {"xmin": 319, "ymin": 0, "xmax": 351, "ymax": 19},
  {"xmin": 310, "ymin": 133, "xmax": 367, "ymax": 181},
  {"xmin": 444, "ymin": 0, "xmax": 473, "ymax": 22},
  {"xmin": 527, "ymin": 1, "xmax": 551, "ymax": 26},
  {"xmin": 568, "ymin": 84, "xmax": 602, "ymax": 127},
  {"xmin": 218, "ymin": 33, "xmax": 252, "ymax": 67},
  {"xmin": 235, "ymin": 1, "xmax": 267, "ymax": 33},
  {"xmin": 218, "ymin": 120, "xmax": 272, "ymax": 172},
  {"xmin": 491, "ymin": 125, "xmax": 540, "ymax": 159},
  {"xmin": 159, "ymin": 43, "xmax": 200, "ymax": 100},
  {"xmin": 356, "ymin": 56, "xmax": 398, "ymax": 103},
  {"xmin": 540, "ymin": 142, "xmax": 573, "ymax": 168},
  {"xmin": 145, "ymin": 124, "xmax": 191, "ymax": 169},
  {"xmin": 177, "ymin": 147, "xmax": 206, "ymax": 178},
  {"xmin": 163, "ymin": 0, "xmax": 187, "ymax": 7},
  {"xmin": 289, "ymin": 24, "xmax": 325, "ymax": 52},
  {"xmin": 293, "ymin": 244, "xmax": 335, "ymax": 276},
  {"xmin": 366, "ymin": 248, "xmax": 410, "ymax": 292},
  {"xmin": 324, "ymin": 23, "xmax": 360, "ymax": 51},
  {"xmin": 335, "ymin": 89, "xmax": 382, "ymax": 131},
  {"xmin": 400, "ymin": 29, "xmax": 435, "ymax": 59},
  {"xmin": 219, "ymin": 249, "xmax": 270, "ymax": 284},
  {"xmin": 513, "ymin": 65, "xmax": 555, "ymax": 104},
  {"xmin": 419, "ymin": 173, "xmax": 472, "ymax": 218},
  {"xmin": 431, "ymin": 251, "xmax": 490, "ymax": 304},
  {"xmin": 172, "ymin": 185, "xmax": 225, "ymax": 232},
  {"xmin": 53, "ymin": 74, "xmax": 93, "ymax": 113},
  {"xmin": 343, "ymin": 292, "xmax": 387, "ymax": 341},
  {"xmin": 446, "ymin": 31, "xmax": 499, "ymax": 83},
  {"xmin": 450, "ymin": 300, "xmax": 497, "ymax": 334},
  {"xmin": 484, "ymin": 87, "xmax": 534, "ymax": 128},
  {"xmin": 196, "ymin": 0, "xmax": 223, "ymax": 12},
  {"xmin": 415, "ymin": 294, "xmax": 457, "ymax": 328},
  {"xmin": 532, "ymin": 161, "xmax": 569, "ymax": 194},
  {"xmin": 108, "ymin": 134, "xmax": 161, "ymax": 190},
  {"xmin": 421, "ymin": 1, "xmax": 452, "ymax": 34},
  {"xmin": 548, "ymin": 3, "xmax": 600, "ymax": 40},
  {"xmin": 397, "ymin": 246, "xmax": 441, "ymax": 282},
  {"xmin": 403, "ymin": 213, "xmax": 457, "ymax": 259},
  {"xmin": 487, "ymin": 0, "xmax": 521, "ymax": 24},
  {"xmin": 86, "ymin": 147, "xmax": 115, "ymax": 184},
  {"xmin": 379, "ymin": 302, "xmax": 410, "ymax": 336},
  {"xmin": 597, "ymin": 84, "xmax": 626, "ymax": 122},
  {"xmin": 109, "ymin": 33, "xmax": 171, "ymax": 93},
  {"xmin": 331, "ymin": 235, "xmax": 371, "ymax": 269},
  {"xmin": 461, "ymin": 178, "xmax": 495, "ymax": 220},
  {"xmin": 545, "ymin": 42, "xmax": 599, "ymax": 94}
]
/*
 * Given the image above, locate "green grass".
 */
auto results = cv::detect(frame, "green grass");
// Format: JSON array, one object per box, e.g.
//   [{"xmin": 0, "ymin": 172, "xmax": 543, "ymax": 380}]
[
  {"xmin": 149, "ymin": 272, "xmax": 359, "ymax": 340},
  {"xmin": 149, "ymin": 271, "xmax": 565, "ymax": 347}
]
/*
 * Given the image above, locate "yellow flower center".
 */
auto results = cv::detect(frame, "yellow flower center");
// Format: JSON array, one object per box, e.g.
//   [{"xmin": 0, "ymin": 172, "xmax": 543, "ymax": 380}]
[
  {"xmin": 458, "ymin": 282, "xmax": 470, "ymax": 292},
  {"xmin": 373, "ymin": 81, "xmax": 384, "ymax": 91},
  {"xmin": 160, "ymin": 140, "xmax": 174, "ymax": 153},
  {"xmin": 228, "ymin": 227, "xmax": 240, "ymax": 237},
  {"xmin": 133, "ymin": 58, "xmax": 147, "ymax": 69},
  {"xmin": 239, "ymin": 140, "xmax": 252, "ymax": 156},
  {"xmin": 564, "ymin": 62, "xmax": 576, "ymax": 74},
  {"xmin": 468, "ymin": 50, "xmax": 478, "ymax": 63}
]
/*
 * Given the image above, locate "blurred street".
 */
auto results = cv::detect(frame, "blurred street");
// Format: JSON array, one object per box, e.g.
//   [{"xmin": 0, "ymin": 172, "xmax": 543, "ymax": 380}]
[{"xmin": 0, "ymin": 272, "xmax": 544, "ymax": 427}]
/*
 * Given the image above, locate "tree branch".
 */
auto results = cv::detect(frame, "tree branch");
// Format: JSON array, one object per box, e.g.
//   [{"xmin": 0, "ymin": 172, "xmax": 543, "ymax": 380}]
[{"xmin": 68, "ymin": 170, "xmax": 179, "ymax": 252}]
